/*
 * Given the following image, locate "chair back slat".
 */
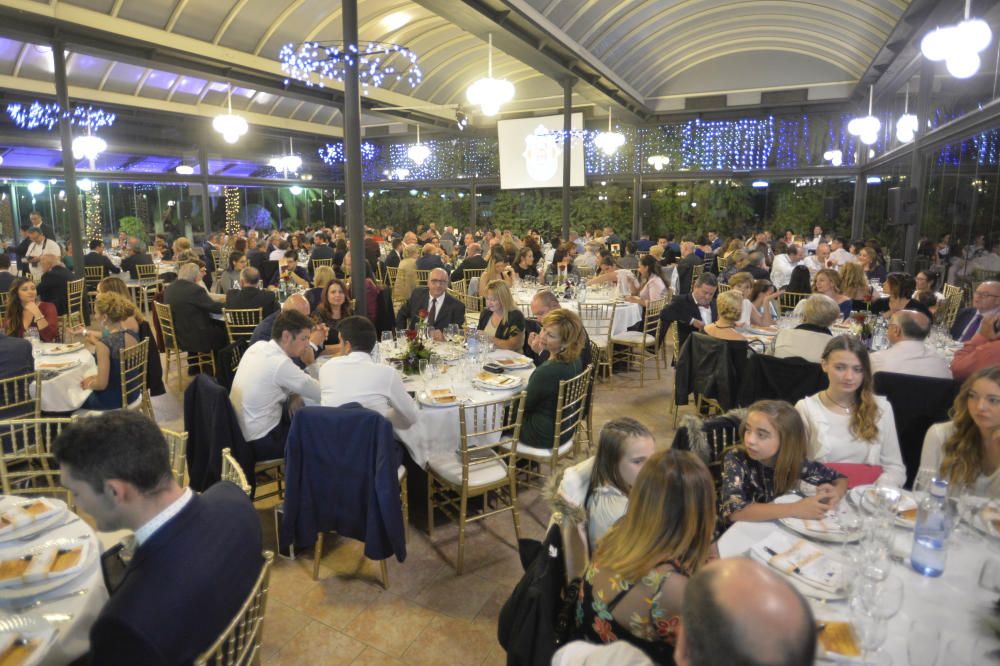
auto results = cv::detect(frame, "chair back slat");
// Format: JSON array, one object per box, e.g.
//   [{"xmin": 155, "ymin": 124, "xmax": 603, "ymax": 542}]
[
  {"xmin": 311, "ymin": 258, "xmax": 333, "ymax": 270},
  {"xmin": 778, "ymin": 291, "xmax": 810, "ymax": 314},
  {"xmin": 223, "ymin": 308, "xmax": 263, "ymax": 344},
  {"xmin": 554, "ymin": 367, "xmax": 591, "ymax": 445},
  {"xmin": 160, "ymin": 427, "xmax": 189, "ymax": 487},
  {"xmin": 0, "ymin": 372, "xmax": 41, "ymax": 422},
  {"xmin": 221, "ymin": 447, "xmax": 251, "ymax": 495},
  {"xmin": 457, "ymin": 392, "xmax": 526, "ymax": 486},
  {"xmin": 578, "ymin": 302, "xmax": 618, "ymax": 347},
  {"xmin": 120, "ymin": 338, "xmax": 152, "ymax": 417},
  {"xmin": 154, "ymin": 302, "xmax": 180, "ymax": 352},
  {"xmin": 451, "ymin": 278, "xmax": 467, "ymax": 296},
  {"xmin": 65, "ymin": 278, "xmax": 86, "ymax": 330},
  {"xmin": 0, "ymin": 418, "xmax": 73, "ymax": 503},
  {"xmin": 135, "ymin": 264, "xmax": 159, "ymax": 282},
  {"xmin": 415, "ymin": 269, "xmax": 432, "ymax": 286}
]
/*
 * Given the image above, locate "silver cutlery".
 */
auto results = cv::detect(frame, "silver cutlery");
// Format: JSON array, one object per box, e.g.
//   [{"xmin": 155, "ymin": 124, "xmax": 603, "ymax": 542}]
[{"xmin": 12, "ymin": 588, "xmax": 88, "ymax": 613}]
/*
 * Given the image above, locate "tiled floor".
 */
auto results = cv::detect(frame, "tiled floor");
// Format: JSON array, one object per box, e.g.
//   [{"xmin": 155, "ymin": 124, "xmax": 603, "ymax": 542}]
[{"xmin": 148, "ymin": 354, "xmax": 684, "ymax": 665}]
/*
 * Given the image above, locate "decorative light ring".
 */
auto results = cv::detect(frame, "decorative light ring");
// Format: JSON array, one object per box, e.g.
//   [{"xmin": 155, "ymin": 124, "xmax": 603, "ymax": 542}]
[
  {"xmin": 6, "ymin": 102, "xmax": 116, "ymax": 132},
  {"xmin": 280, "ymin": 41, "xmax": 422, "ymax": 89}
]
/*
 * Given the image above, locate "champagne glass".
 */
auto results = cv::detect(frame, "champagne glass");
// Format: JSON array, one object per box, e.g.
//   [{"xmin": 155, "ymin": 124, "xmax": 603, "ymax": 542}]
[{"xmin": 853, "ymin": 607, "xmax": 891, "ymax": 665}]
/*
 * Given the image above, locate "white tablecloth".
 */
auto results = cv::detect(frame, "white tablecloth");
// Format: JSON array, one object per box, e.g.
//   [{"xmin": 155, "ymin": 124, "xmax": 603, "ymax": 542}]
[
  {"xmin": 0, "ymin": 497, "xmax": 108, "ymax": 666},
  {"xmin": 512, "ymin": 289, "xmax": 642, "ymax": 338},
  {"xmin": 32, "ymin": 344, "xmax": 97, "ymax": 412},
  {"xmin": 718, "ymin": 518, "xmax": 1000, "ymax": 664}
]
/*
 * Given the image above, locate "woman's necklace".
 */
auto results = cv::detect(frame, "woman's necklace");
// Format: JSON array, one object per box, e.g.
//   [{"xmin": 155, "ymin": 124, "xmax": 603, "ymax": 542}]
[{"xmin": 823, "ymin": 390, "xmax": 854, "ymax": 414}]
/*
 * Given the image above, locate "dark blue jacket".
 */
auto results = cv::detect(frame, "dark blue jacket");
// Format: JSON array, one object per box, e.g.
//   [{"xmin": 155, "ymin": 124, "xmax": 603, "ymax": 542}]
[
  {"xmin": 89, "ymin": 482, "xmax": 263, "ymax": 665},
  {"xmin": 281, "ymin": 405, "xmax": 406, "ymax": 562}
]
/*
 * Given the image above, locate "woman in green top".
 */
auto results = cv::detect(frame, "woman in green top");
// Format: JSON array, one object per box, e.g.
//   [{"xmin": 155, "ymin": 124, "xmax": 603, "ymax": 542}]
[
  {"xmin": 521, "ymin": 308, "xmax": 585, "ymax": 450},
  {"xmin": 477, "ymin": 280, "xmax": 526, "ymax": 351}
]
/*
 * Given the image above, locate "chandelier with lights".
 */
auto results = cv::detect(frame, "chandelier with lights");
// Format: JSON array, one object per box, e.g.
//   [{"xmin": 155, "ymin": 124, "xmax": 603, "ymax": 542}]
[
  {"xmin": 647, "ymin": 155, "xmax": 670, "ymax": 171},
  {"xmin": 466, "ymin": 34, "xmax": 515, "ymax": 117},
  {"xmin": 280, "ymin": 40, "xmax": 422, "ymax": 90},
  {"xmin": 72, "ymin": 133, "xmax": 107, "ymax": 164},
  {"xmin": 269, "ymin": 138, "xmax": 302, "ymax": 176},
  {"xmin": 594, "ymin": 106, "xmax": 626, "ymax": 156},
  {"xmin": 213, "ymin": 84, "xmax": 249, "ymax": 144},
  {"xmin": 847, "ymin": 85, "xmax": 880, "ymax": 146},
  {"xmin": 921, "ymin": 0, "xmax": 992, "ymax": 79},
  {"xmin": 408, "ymin": 125, "xmax": 431, "ymax": 165},
  {"xmin": 896, "ymin": 82, "xmax": 918, "ymax": 144}
]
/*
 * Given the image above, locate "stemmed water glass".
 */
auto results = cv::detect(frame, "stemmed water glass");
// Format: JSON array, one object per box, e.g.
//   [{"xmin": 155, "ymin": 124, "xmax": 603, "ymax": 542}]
[
  {"xmin": 853, "ymin": 606, "xmax": 892, "ymax": 665},
  {"xmin": 907, "ymin": 620, "xmax": 940, "ymax": 666}
]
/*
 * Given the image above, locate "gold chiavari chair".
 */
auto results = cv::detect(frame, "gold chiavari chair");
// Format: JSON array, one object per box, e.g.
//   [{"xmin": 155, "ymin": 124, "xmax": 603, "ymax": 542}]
[
  {"xmin": 717, "ymin": 282, "xmax": 732, "ymax": 294},
  {"xmin": 193, "ymin": 551, "xmax": 274, "ymax": 666},
  {"xmin": 415, "ymin": 269, "xmax": 432, "ymax": 287},
  {"xmin": 942, "ymin": 283, "xmax": 963, "ymax": 307},
  {"xmin": 778, "ymin": 291, "xmax": 810, "ymax": 314},
  {"xmin": 134, "ymin": 264, "xmax": 161, "ymax": 313},
  {"xmin": 210, "ymin": 248, "xmax": 222, "ymax": 271},
  {"xmin": 121, "ymin": 338, "xmax": 153, "ymax": 419},
  {"xmin": 937, "ymin": 293, "xmax": 962, "ymax": 331},
  {"xmin": 449, "ymin": 288, "xmax": 482, "ymax": 328},
  {"xmin": 502, "ymin": 366, "xmax": 590, "ymax": 489},
  {"xmin": 578, "ymin": 302, "xmax": 618, "ymax": 384},
  {"xmin": 428, "ymin": 391, "xmax": 525, "ymax": 574},
  {"xmin": 461, "ymin": 268, "xmax": 486, "ymax": 285},
  {"xmin": 154, "ymin": 302, "xmax": 215, "ymax": 392},
  {"xmin": 0, "ymin": 291, "xmax": 7, "ymax": 331},
  {"xmin": 0, "ymin": 371, "xmax": 41, "ymax": 421},
  {"xmin": 451, "ymin": 278, "xmax": 468, "ymax": 296},
  {"xmin": 221, "ymin": 447, "xmax": 251, "ymax": 496},
  {"xmin": 161, "ymin": 427, "xmax": 189, "ymax": 487},
  {"xmin": 611, "ymin": 297, "xmax": 666, "ymax": 387},
  {"xmin": 575, "ymin": 351, "xmax": 600, "ymax": 457},
  {"xmin": 691, "ymin": 263, "xmax": 705, "ymax": 286},
  {"xmin": 84, "ymin": 266, "xmax": 103, "ymax": 314},
  {"xmin": 65, "ymin": 278, "xmax": 86, "ymax": 331},
  {"xmin": 0, "ymin": 418, "xmax": 73, "ymax": 505},
  {"xmin": 310, "ymin": 258, "xmax": 333, "ymax": 271},
  {"xmin": 716, "ymin": 255, "xmax": 730, "ymax": 272},
  {"xmin": 223, "ymin": 308, "xmax": 263, "ymax": 344},
  {"xmin": 386, "ymin": 266, "xmax": 399, "ymax": 290}
]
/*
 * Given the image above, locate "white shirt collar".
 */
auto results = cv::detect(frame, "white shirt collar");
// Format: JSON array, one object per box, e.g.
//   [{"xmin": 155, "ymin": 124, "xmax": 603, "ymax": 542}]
[{"xmin": 134, "ymin": 487, "xmax": 194, "ymax": 546}]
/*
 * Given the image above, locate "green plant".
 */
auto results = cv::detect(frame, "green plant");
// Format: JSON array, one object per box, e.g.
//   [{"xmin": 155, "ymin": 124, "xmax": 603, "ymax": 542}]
[{"xmin": 117, "ymin": 215, "xmax": 146, "ymax": 241}]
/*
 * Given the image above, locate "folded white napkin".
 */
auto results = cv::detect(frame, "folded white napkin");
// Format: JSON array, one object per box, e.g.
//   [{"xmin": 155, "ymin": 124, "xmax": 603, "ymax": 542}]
[{"xmin": 751, "ymin": 532, "xmax": 844, "ymax": 593}]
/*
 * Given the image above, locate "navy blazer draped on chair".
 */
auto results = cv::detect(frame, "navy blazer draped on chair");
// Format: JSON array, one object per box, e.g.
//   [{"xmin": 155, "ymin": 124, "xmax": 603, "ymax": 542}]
[
  {"xmin": 183, "ymin": 374, "xmax": 254, "ymax": 493},
  {"xmin": 281, "ymin": 405, "xmax": 406, "ymax": 562}
]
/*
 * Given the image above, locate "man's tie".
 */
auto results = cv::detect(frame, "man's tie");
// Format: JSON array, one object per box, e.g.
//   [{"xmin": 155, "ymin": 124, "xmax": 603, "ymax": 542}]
[
  {"xmin": 427, "ymin": 297, "xmax": 437, "ymax": 326},
  {"xmin": 961, "ymin": 312, "xmax": 983, "ymax": 342}
]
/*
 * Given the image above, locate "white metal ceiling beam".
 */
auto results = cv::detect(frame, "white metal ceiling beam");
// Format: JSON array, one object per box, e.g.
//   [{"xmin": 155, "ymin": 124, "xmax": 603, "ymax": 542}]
[
  {"xmin": 97, "ymin": 62, "xmax": 116, "ymax": 91},
  {"xmin": 11, "ymin": 43, "xmax": 29, "ymax": 78},
  {"xmin": 164, "ymin": 0, "xmax": 191, "ymax": 33},
  {"xmin": 252, "ymin": 0, "xmax": 307, "ymax": 56},
  {"xmin": 213, "ymin": 0, "xmax": 251, "ymax": 45}
]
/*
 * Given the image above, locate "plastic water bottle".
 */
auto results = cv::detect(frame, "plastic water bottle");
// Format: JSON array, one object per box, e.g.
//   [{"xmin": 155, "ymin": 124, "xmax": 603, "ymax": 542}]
[
  {"xmin": 911, "ymin": 478, "xmax": 952, "ymax": 577},
  {"xmin": 466, "ymin": 329, "xmax": 480, "ymax": 360},
  {"xmin": 576, "ymin": 283, "xmax": 588, "ymax": 304}
]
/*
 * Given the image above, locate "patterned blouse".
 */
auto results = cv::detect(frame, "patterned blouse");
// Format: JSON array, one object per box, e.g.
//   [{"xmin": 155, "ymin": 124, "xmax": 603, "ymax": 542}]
[
  {"xmin": 719, "ymin": 448, "xmax": 844, "ymax": 527},
  {"xmin": 575, "ymin": 559, "xmax": 685, "ymax": 665}
]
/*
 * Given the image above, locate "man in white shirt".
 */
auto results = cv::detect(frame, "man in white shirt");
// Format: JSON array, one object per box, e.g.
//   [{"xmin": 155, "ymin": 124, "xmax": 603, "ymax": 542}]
[
  {"xmin": 769, "ymin": 244, "xmax": 801, "ymax": 289},
  {"xmin": 802, "ymin": 242, "xmax": 832, "ymax": 276},
  {"xmin": 871, "ymin": 310, "xmax": 951, "ymax": 379},
  {"xmin": 320, "ymin": 316, "xmax": 419, "ymax": 430},
  {"xmin": 24, "ymin": 226, "xmax": 61, "ymax": 281},
  {"xmin": 230, "ymin": 310, "xmax": 321, "ymax": 461},
  {"xmin": 828, "ymin": 237, "xmax": 855, "ymax": 267}
]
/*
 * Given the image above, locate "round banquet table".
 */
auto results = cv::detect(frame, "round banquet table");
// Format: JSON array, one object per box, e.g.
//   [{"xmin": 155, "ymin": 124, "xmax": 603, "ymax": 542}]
[
  {"xmin": 310, "ymin": 347, "xmax": 534, "ymax": 468},
  {"xmin": 718, "ymin": 517, "xmax": 1000, "ymax": 664},
  {"xmin": 0, "ymin": 496, "xmax": 108, "ymax": 666},
  {"xmin": 32, "ymin": 343, "xmax": 97, "ymax": 413},
  {"xmin": 511, "ymin": 287, "xmax": 642, "ymax": 338}
]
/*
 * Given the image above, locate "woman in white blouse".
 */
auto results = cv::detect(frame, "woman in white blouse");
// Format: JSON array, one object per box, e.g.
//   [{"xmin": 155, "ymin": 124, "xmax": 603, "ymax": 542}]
[
  {"xmin": 624, "ymin": 255, "xmax": 667, "ymax": 307},
  {"xmin": 795, "ymin": 335, "xmax": 906, "ymax": 487},
  {"xmin": 773, "ymin": 294, "xmax": 838, "ymax": 363},
  {"xmin": 585, "ymin": 418, "xmax": 656, "ymax": 547},
  {"xmin": 920, "ymin": 366, "xmax": 1000, "ymax": 497}
]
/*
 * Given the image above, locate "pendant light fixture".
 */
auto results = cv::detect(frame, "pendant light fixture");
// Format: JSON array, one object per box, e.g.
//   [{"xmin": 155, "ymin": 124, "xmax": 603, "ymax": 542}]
[
  {"xmin": 213, "ymin": 83, "xmax": 249, "ymax": 144},
  {"xmin": 466, "ymin": 34, "xmax": 515, "ymax": 116},
  {"xmin": 594, "ymin": 106, "xmax": 625, "ymax": 156},
  {"xmin": 847, "ymin": 85, "xmax": 880, "ymax": 146},
  {"xmin": 408, "ymin": 125, "xmax": 431, "ymax": 165}
]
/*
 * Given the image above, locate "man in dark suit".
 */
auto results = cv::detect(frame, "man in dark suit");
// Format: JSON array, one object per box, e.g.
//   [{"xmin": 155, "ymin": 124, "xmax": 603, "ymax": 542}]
[
  {"xmin": 415, "ymin": 244, "xmax": 446, "ymax": 271},
  {"xmin": 745, "ymin": 251, "xmax": 770, "ymax": 280},
  {"xmin": 395, "ymin": 268, "xmax": 465, "ymax": 336},
  {"xmin": 450, "ymin": 243, "xmax": 487, "ymax": 282},
  {"xmin": 164, "ymin": 262, "xmax": 227, "ymax": 353},
  {"xmin": 0, "ymin": 332, "xmax": 31, "ymax": 379},
  {"xmin": 0, "ymin": 255, "xmax": 16, "ymax": 294},
  {"xmin": 36, "ymin": 255, "xmax": 72, "ymax": 316},
  {"xmin": 83, "ymin": 239, "xmax": 121, "ymax": 278},
  {"xmin": 246, "ymin": 240, "xmax": 268, "ymax": 271},
  {"xmin": 384, "ymin": 238, "xmax": 402, "ymax": 269},
  {"xmin": 674, "ymin": 241, "xmax": 703, "ymax": 295},
  {"xmin": 226, "ymin": 267, "xmax": 278, "ymax": 319},
  {"xmin": 952, "ymin": 281, "xmax": 1000, "ymax": 341},
  {"xmin": 52, "ymin": 411, "xmax": 263, "ymax": 665},
  {"xmin": 120, "ymin": 240, "xmax": 154, "ymax": 279},
  {"xmin": 14, "ymin": 224, "xmax": 31, "ymax": 276},
  {"xmin": 661, "ymin": 272, "xmax": 718, "ymax": 350},
  {"xmin": 308, "ymin": 232, "xmax": 336, "ymax": 275}
]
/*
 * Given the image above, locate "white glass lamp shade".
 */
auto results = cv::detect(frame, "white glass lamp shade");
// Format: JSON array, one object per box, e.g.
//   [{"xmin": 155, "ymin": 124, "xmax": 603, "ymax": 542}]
[
  {"xmin": 213, "ymin": 114, "xmax": 248, "ymax": 143},
  {"xmin": 408, "ymin": 143, "xmax": 431, "ymax": 165},
  {"xmin": 946, "ymin": 51, "xmax": 980, "ymax": 78},
  {"xmin": 595, "ymin": 131, "xmax": 625, "ymax": 156},
  {"xmin": 466, "ymin": 78, "xmax": 514, "ymax": 116},
  {"xmin": 71, "ymin": 135, "xmax": 107, "ymax": 162}
]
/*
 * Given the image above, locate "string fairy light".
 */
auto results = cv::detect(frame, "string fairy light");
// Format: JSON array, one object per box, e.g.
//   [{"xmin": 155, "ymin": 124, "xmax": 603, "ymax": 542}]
[{"xmin": 224, "ymin": 186, "xmax": 241, "ymax": 235}]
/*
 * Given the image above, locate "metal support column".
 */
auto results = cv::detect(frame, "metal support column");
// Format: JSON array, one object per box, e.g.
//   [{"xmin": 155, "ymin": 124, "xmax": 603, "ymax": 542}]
[
  {"xmin": 561, "ymin": 78, "xmax": 573, "ymax": 241},
  {"xmin": 52, "ymin": 41, "xmax": 84, "ymax": 279},
  {"xmin": 470, "ymin": 180, "xmax": 477, "ymax": 229},
  {"xmin": 904, "ymin": 59, "xmax": 935, "ymax": 273},
  {"xmin": 342, "ymin": 0, "xmax": 366, "ymax": 316},
  {"xmin": 632, "ymin": 136, "xmax": 642, "ymax": 241},
  {"xmin": 850, "ymin": 148, "xmax": 868, "ymax": 240},
  {"xmin": 197, "ymin": 146, "xmax": 212, "ymax": 236}
]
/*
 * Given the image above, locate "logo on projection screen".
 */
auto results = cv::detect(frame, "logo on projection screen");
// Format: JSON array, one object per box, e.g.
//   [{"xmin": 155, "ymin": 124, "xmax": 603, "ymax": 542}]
[{"xmin": 522, "ymin": 125, "xmax": 561, "ymax": 182}]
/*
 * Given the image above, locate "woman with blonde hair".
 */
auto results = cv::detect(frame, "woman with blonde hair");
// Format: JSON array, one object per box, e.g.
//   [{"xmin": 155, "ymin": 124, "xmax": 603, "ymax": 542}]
[
  {"xmin": 576, "ymin": 449, "xmax": 716, "ymax": 662},
  {"xmin": 479, "ymin": 248, "xmax": 514, "ymax": 296},
  {"xmin": 521, "ymin": 309, "xmax": 585, "ymax": 450},
  {"xmin": 921, "ymin": 366, "xmax": 1000, "ymax": 496},
  {"xmin": 305, "ymin": 265, "xmax": 336, "ymax": 312},
  {"xmin": 79, "ymin": 291, "xmax": 141, "ymax": 410},
  {"xmin": 838, "ymin": 261, "xmax": 869, "ymax": 301},
  {"xmin": 477, "ymin": 280, "xmax": 525, "ymax": 351},
  {"xmin": 721, "ymin": 400, "xmax": 845, "ymax": 528},
  {"xmin": 802, "ymin": 268, "xmax": 852, "ymax": 319},
  {"xmin": 704, "ymin": 290, "xmax": 747, "ymax": 342},
  {"xmin": 795, "ymin": 335, "xmax": 906, "ymax": 487},
  {"xmin": 95, "ymin": 276, "xmax": 164, "ymax": 396},
  {"xmin": 727, "ymin": 271, "xmax": 756, "ymax": 327}
]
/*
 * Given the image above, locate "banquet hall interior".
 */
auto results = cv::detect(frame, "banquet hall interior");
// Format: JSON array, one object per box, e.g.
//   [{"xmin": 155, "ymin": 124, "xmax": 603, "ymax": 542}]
[{"xmin": 0, "ymin": 0, "xmax": 1000, "ymax": 664}]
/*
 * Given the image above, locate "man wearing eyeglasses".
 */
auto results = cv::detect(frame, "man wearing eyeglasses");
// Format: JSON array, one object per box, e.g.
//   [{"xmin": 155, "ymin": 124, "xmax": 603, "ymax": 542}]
[
  {"xmin": 951, "ymin": 281, "xmax": 1000, "ymax": 342},
  {"xmin": 394, "ymin": 267, "xmax": 465, "ymax": 340}
]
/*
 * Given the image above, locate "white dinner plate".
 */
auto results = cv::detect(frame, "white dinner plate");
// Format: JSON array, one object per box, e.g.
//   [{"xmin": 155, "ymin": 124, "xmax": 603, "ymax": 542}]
[
  {"xmin": 490, "ymin": 356, "xmax": 534, "ymax": 370},
  {"xmin": 35, "ymin": 359, "xmax": 81, "ymax": 375},
  {"xmin": 0, "ymin": 614, "xmax": 58, "ymax": 666},
  {"xmin": 774, "ymin": 496, "xmax": 863, "ymax": 544},
  {"xmin": 473, "ymin": 375, "xmax": 524, "ymax": 391},
  {"xmin": 0, "ymin": 540, "xmax": 93, "ymax": 601},
  {"xmin": 418, "ymin": 391, "xmax": 461, "ymax": 408},
  {"xmin": 0, "ymin": 500, "xmax": 68, "ymax": 545},
  {"xmin": 850, "ymin": 485, "xmax": 917, "ymax": 529},
  {"xmin": 38, "ymin": 344, "xmax": 84, "ymax": 356}
]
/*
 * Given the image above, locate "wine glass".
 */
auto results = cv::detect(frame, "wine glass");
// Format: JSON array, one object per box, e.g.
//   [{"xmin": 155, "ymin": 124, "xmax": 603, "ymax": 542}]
[
  {"xmin": 912, "ymin": 468, "xmax": 937, "ymax": 505},
  {"xmin": 853, "ymin": 606, "xmax": 892, "ymax": 665},
  {"xmin": 907, "ymin": 620, "xmax": 941, "ymax": 666},
  {"xmin": 853, "ymin": 574, "xmax": 903, "ymax": 620}
]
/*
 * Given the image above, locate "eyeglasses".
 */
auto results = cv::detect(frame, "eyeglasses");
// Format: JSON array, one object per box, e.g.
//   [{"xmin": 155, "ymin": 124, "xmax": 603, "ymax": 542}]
[{"xmin": 976, "ymin": 292, "xmax": 1000, "ymax": 299}]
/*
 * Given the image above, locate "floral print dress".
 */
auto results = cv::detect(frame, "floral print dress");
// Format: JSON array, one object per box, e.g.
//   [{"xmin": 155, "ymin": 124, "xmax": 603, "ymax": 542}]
[{"xmin": 575, "ymin": 559, "xmax": 686, "ymax": 664}]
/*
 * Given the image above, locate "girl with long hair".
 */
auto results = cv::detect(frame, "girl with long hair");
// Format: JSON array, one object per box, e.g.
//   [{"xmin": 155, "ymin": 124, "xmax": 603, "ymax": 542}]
[
  {"xmin": 586, "ymin": 417, "xmax": 655, "ymax": 546},
  {"xmin": 312, "ymin": 278, "xmax": 353, "ymax": 349},
  {"xmin": 79, "ymin": 292, "xmax": 141, "ymax": 410},
  {"xmin": 921, "ymin": 366, "xmax": 1000, "ymax": 496},
  {"xmin": 838, "ymin": 261, "xmax": 869, "ymax": 301},
  {"xmin": 479, "ymin": 248, "xmax": 514, "ymax": 296},
  {"xmin": 477, "ymin": 280, "xmax": 525, "ymax": 351},
  {"xmin": 795, "ymin": 335, "xmax": 906, "ymax": 487},
  {"xmin": 513, "ymin": 246, "xmax": 538, "ymax": 281},
  {"xmin": 625, "ymin": 255, "xmax": 667, "ymax": 307},
  {"xmin": 749, "ymin": 279, "xmax": 781, "ymax": 326},
  {"xmin": 576, "ymin": 449, "xmax": 716, "ymax": 662},
  {"xmin": 721, "ymin": 400, "xmax": 846, "ymax": 527},
  {"xmin": 5, "ymin": 277, "xmax": 58, "ymax": 341}
]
